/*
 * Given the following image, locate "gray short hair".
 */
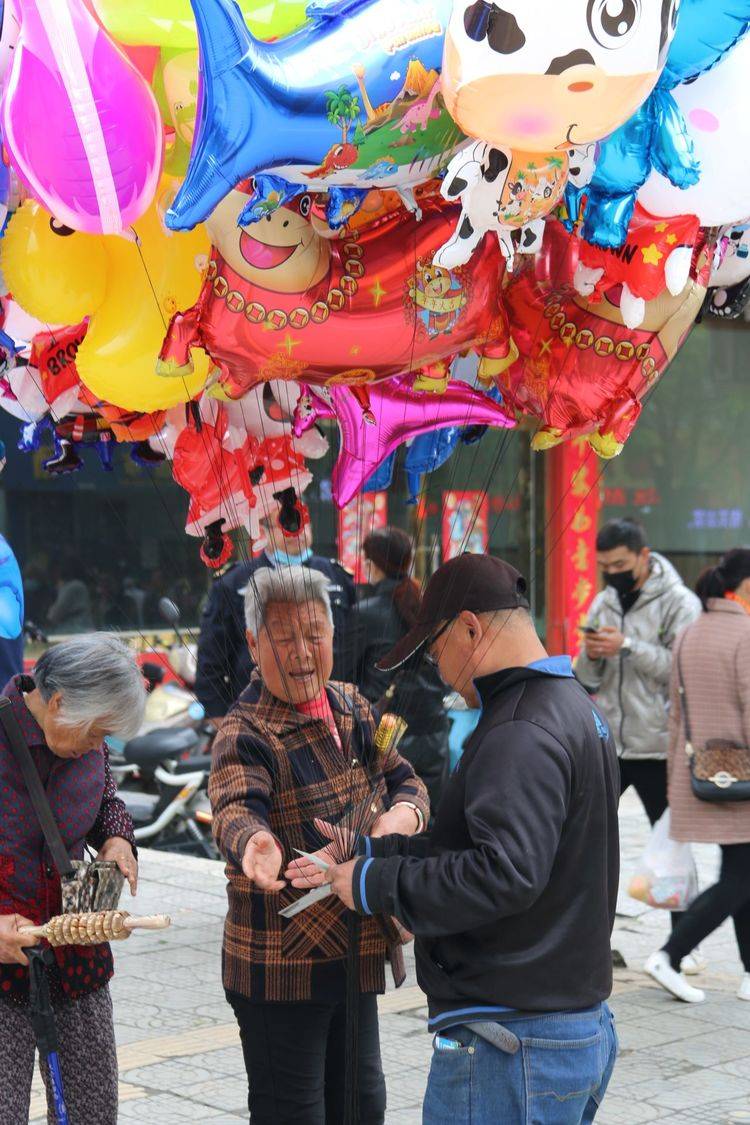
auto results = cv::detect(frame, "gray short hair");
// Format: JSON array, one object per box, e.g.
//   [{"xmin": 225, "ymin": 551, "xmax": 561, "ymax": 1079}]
[
  {"xmin": 243, "ymin": 567, "xmax": 333, "ymax": 638},
  {"xmin": 34, "ymin": 634, "xmax": 146, "ymax": 740}
]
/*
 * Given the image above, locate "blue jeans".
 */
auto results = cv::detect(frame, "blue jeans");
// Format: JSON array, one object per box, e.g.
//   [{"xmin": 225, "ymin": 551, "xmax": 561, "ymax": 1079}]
[{"xmin": 422, "ymin": 1003, "xmax": 618, "ymax": 1125}]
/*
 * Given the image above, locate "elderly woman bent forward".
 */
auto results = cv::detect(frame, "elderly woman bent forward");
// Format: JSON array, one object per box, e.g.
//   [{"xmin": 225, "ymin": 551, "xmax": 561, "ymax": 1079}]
[
  {"xmin": 209, "ymin": 567, "xmax": 429, "ymax": 1125},
  {"xmin": 0, "ymin": 635, "xmax": 145, "ymax": 1125}
]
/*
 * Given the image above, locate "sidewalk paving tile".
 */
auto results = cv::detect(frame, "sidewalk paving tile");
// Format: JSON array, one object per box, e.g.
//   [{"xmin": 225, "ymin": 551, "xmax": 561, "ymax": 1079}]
[{"xmin": 28, "ymin": 791, "xmax": 748, "ymax": 1125}]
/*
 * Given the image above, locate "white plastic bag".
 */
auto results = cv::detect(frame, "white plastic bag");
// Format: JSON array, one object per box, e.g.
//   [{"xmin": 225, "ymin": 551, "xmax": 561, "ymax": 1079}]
[{"xmin": 628, "ymin": 810, "xmax": 698, "ymax": 910}]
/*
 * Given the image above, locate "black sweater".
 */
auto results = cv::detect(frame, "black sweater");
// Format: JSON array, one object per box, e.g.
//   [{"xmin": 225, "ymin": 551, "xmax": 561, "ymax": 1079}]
[{"xmin": 352, "ymin": 661, "xmax": 620, "ymax": 1030}]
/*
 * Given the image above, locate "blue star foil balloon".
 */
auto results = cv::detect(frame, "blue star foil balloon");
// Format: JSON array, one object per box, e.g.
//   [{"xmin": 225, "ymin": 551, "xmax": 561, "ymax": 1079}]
[
  {"xmin": 0, "ymin": 532, "xmax": 23, "ymax": 641},
  {"xmin": 579, "ymin": 0, "xmax": 750, "ymax": 248},
  {"xmin": 362, "ymin": 451, "xmax": 395, "ymax": 494},
  {"xmin": 404, "ymin": 427, "xmax": 459, "ymax": 504},
  {"xmin": 167, "ymin": 0, "xmax": 463, "ymax": 231}
]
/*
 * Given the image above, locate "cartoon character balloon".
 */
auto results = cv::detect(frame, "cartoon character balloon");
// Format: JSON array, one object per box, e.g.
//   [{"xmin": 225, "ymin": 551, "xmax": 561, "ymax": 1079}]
[
  {"xmin": 0, "ymin": 183, "xmax": 210, "ymax": 411},
  {"xmin": 435, "ymin": 142, "xmax": 566, "ymax": 271},
  {"xmin": 500, "ymin": 219, "xmax": 712, "ymax": 458},
  {"xmin": 573, "ymin": 204, "xmax": 700, "ymax": 329},
  {"xmin": 162, "ymin": 381, "xmax": 328, "ymax": 555},
  {"xmin": 707, "ymin": 226, "xmax": 750, "ymax": 317},
  {"xmin": 441, "ymin": 0, "xmax": 680, "ymax": 153},
  {"xmin": 1, "ymin": 0, "xmax": 163, "ymax": 234},
  {"xmin": 166, "ymin": 0, "xmax": 465, "ymax": 231},
  {"xmin": 638, "ymin": 30, "xmax": 750, "ymax": 226},
  {"xmin": 159, "ymin": 185, "xmax": 516, "ymax": 398},
  {"xmin": 576, "ymin": 0, "xmax": 750, "ymax": 247}
]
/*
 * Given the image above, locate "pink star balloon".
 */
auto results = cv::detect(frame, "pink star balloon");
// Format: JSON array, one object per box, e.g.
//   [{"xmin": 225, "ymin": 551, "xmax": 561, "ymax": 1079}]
[
  {"xmin": 294, "ymin": 374, "xmax": 515, "ymax": 508},
  {"xmin": 1, "ymin": 0, "xmax": 163, "ymax": 234}
]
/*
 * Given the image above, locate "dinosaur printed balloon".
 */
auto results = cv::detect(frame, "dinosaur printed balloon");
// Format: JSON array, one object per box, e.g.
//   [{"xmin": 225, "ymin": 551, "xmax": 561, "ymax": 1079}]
[
  {"xmin": 166, "ymin": 0, "xmax": 466, "ymax": 231},
  {"xmin": 159, "ymin": 184, "xmax": 516, "ymax": 398}
]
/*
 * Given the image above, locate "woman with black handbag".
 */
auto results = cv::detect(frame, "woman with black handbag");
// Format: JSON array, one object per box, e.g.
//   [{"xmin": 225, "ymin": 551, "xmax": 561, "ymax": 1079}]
[
  {"xmin": 0, "ymin": 634, "xmax": 145, "ymax": 1124},
  {"xmin": 646, "ymin": 549, "xmax": 750, "ymax": 1004}
]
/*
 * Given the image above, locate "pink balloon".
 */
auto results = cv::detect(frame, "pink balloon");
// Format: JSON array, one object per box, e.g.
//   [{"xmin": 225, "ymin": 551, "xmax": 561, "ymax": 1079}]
[
  {"xmin": 294, "ymin": 375, "xmax": 515, "ymax": 509},
  {"xmin": 1, "ymin": 0, "xmax": 163, "ymax": 234}
]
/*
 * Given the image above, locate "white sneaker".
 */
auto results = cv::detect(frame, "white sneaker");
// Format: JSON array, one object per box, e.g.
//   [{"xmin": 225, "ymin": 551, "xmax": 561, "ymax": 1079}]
[
  {"xmin": 681, "ymin": 949, "xmax": 708, "ymax": 975},
  {"xmin": 738, "ymin": 974, "xmax": 750, "ymax": 1002},
  {"xmin": 645, "ymin": 951, "xmax": 706, "ymax": 1003}
]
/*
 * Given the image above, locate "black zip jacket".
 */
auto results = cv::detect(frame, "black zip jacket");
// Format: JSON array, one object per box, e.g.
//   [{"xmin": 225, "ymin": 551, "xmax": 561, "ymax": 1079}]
[{"xmin": 351, "ymin": 662, "xmax": 620, "ymax": 1029}]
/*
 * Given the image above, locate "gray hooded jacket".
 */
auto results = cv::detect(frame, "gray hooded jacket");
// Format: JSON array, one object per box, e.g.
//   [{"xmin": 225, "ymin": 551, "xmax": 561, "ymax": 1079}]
[{"xmin": 575, "ymin": 553, "xmax": 700, "ymax": 760}]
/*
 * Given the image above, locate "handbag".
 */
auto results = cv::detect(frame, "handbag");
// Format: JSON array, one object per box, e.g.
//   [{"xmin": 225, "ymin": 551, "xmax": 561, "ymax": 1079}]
[
  {"xmin": 0, "ymin": 697, "xmax": 125, "ymax": 911},
  {"xmin": 676, "ymin": 653, "xmax": 750, "ymax": 802}
]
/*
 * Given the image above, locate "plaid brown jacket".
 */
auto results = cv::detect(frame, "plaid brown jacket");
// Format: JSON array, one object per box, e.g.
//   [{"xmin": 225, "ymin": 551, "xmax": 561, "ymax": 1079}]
[{"xmin": 209, "ymin": 680, "xmax": 429, "ymax": 1002}]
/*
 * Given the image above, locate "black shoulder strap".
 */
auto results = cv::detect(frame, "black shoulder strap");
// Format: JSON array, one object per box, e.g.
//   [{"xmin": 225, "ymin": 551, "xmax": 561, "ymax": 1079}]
[
  {"xmin": 675, "ymin": 647, "xmax": 694, "ymax": 752},
  {"xmin": 0, "ymin": 697, "xmax": 74, "ymax": 878}
]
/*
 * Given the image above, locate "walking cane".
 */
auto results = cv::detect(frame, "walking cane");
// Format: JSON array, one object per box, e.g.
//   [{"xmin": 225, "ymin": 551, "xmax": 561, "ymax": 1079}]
[{"xmin": 27, "ymin": 947, "xmax": 69, "ymax": 1125}]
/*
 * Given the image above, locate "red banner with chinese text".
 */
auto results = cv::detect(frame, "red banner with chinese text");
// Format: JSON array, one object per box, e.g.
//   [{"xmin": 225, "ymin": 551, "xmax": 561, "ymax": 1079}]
[
  {"xmin": 337, "ymin": 492, "xmax": 388, "ymax": 583},
  {"xmin": 546, "ymin": 439, "xmax": 601, "ymax": 658}
]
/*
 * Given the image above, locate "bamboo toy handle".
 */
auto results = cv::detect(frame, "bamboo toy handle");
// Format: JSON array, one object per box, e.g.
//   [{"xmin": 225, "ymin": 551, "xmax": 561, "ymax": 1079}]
[
  {"xmin": 125, "ymin": 914, "xmax": 171, "ymax": 932},
  {"xmin": 19, "ymin": 912, "xmax": 171, "ymax": 941}
]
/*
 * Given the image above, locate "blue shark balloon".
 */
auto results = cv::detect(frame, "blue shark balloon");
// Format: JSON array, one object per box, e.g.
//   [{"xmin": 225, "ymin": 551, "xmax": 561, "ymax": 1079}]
[
  {"xmin": 0, "ymin": 532, "xmax": 23, "ymax": 641},
  {"xmin": 579, "ymin": 0, "xmax": 750, "ymax": 248},
  {"xmin": 167, "ymin": 0, "xmax": 463, "ymax": 230}
]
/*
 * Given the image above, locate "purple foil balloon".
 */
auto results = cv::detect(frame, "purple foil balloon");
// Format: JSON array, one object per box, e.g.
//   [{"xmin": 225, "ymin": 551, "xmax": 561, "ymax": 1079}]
[
  {"xmin": 1, "ymin": 0, "xmax": 163, "ymax": 234},
  {"xmin": 294, "ymin": 375, "xmax": 515, "ymax": 509}
]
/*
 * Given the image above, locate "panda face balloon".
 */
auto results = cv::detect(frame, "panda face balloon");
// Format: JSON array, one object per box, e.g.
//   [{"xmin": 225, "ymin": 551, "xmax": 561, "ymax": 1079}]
[{"xmin": 442, "ymin": 0, "xmax": 680, "ymax": 151}]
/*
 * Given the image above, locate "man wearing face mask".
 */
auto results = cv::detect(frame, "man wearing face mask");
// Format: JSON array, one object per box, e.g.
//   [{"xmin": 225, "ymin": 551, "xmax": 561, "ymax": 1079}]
[
  {"xmin": 576, "ymin": 519, "xmax": 701, "ymax": 953},
  {"xmin": 195, "ymin": 501, "xmax": 355, "ymax": 719}
]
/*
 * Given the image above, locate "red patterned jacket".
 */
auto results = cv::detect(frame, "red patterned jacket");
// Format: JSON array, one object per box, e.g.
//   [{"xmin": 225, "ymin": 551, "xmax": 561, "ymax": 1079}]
[{"xmin": 0, "ymin": 676, "xmax": 136, "ymax": 1005}]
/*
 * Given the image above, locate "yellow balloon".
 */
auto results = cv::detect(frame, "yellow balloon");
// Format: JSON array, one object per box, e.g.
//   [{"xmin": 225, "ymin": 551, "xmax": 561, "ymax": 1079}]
[
  {"xmin": 1, "ymin": 211, "xmax": 108, "ymax": 324},
  {"xmin": 93, "ymin": 0, "xmax": 308, "ymax": 49},
  {"xmin": 1, "ymin": 185, "xmax": 210, "ymax": 413}
]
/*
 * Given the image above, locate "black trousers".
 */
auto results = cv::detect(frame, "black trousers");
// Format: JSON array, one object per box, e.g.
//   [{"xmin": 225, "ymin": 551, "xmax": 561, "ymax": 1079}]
[
  {"xmin": 227, "ymin": 991, "xmax": 386, "ymax": 1125},
  {"xmin": 664, "ymin": 843, "xmax": 750, "ymax": 971},
  {"xmin": 619, "ymin": 758, "xmax": 681, "ymax": 931}
]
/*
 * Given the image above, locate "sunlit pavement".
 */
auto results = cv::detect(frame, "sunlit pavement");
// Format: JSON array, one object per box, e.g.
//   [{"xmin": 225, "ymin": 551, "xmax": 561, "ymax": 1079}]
[{"xmin": 29, "ymin": 790, "xmax": 750, "ymax": 1124}]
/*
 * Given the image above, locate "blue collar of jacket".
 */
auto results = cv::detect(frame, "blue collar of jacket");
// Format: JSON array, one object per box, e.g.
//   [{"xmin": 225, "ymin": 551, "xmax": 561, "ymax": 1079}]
[{"xmin": 474, "ymin": 656, "xmax": 574, "ymax": 709}]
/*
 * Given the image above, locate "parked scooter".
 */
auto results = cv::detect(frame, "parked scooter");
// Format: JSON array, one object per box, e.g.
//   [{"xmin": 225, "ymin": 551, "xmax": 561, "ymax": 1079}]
[
  {"xmin": 108, "ymin": 597, "xmax": 217, "ymax": 857},
  {"xmin": 112, "ymin": 725, "xmax": 217, "ymax": 858}
]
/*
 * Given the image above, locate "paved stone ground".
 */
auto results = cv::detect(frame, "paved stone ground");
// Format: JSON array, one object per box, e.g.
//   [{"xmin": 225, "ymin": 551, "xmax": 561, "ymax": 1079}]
[{"xmin": 29, "ymin": 791, "xmax": 750, "ymax": 1124}]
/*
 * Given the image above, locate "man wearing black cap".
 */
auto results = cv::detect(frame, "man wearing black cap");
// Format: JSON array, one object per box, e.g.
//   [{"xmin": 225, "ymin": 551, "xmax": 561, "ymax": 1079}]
[{"xmin": 322, "ymin": 554, "xmax": 620, "ymax": 1123}]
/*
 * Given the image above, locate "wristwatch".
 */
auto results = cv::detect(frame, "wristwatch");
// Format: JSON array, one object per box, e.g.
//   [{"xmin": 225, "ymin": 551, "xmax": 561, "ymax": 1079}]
[{"xmin": 395, "ymin": 802, "xmax": 425, "ymax": 833}]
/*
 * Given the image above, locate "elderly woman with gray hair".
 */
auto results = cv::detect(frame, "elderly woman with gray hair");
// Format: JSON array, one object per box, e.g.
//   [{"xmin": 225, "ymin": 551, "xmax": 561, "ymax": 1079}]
[
  {"xmin": 209, "ymin": 567, "xmax": 429, "ymax": 1125},
  {"xmin": 0, "ymin": 634, "xmax": 145, "ymax": 1125}
]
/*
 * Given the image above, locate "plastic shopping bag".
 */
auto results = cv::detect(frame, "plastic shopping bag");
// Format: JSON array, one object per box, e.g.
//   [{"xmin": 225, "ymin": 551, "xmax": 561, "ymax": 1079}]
[{"xmin": 628, "ymin": 810, "xmax": 698, "ymax": 910}]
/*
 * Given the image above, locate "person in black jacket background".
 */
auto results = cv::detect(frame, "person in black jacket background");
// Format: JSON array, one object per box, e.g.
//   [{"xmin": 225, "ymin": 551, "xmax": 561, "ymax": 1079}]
[
  {"xmin": 195, "ymin": 508, "xmax": 355, "ymax": 718},
  {"xmin": 324, "ymin": 554, "xmax": 620, "ymax": 1125},
  {"xmin": 344, "ymin": 528, "xmax": 449, "ymax": 814}
]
